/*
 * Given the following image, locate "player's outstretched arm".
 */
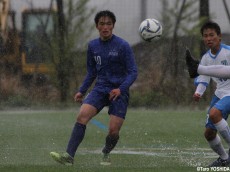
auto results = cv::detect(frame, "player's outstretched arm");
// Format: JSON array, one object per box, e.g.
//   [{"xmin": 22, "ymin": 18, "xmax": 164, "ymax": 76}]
[
  {"xmin": 185, "ymin": 48, "xmax": 230, "ymax": 79},
  {"xmin": 198, "ymin": 65, "xmax": 230, "ymax": 79}
]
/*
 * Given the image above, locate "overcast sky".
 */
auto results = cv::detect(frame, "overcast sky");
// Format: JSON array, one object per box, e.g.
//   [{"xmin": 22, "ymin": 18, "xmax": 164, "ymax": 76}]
[{"xmin": 10, "ymin": 0, "xmax": 230, "ymax": 45}]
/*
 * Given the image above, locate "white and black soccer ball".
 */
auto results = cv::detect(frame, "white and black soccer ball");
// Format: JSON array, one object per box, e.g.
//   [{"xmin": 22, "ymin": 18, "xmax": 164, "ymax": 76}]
[{"xmin": 139, "ymin": 18, "xmax": 162, "ymax": 42}]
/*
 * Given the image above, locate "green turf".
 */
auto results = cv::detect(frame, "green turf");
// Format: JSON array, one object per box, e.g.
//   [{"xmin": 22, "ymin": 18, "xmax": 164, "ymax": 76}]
[{"xmin": 0, "ymin": 108, "xmax": 222, "ymax": 171}]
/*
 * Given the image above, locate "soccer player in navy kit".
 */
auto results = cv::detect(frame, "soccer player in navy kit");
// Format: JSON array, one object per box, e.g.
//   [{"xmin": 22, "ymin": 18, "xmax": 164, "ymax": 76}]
[{"xmin": 50, "ymin": 10, "xmax": 138, "ymax": 166}]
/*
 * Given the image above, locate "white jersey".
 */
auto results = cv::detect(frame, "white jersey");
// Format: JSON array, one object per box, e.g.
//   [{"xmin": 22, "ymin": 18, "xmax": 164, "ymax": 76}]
[{"xmin": 196, "ymin": 44, "xmax": 230, "ymax": 99}]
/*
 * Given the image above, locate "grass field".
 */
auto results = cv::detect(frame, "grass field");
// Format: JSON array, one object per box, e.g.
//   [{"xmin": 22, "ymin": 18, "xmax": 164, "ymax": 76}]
[{"xmin": 0, "ymin": 108, "xmax": 225, "ymax": 172}]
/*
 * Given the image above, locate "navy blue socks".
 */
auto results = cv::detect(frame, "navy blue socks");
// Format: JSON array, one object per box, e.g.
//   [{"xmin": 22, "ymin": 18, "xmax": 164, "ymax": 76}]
[
  {"xmin": 66, "ymin": 122, "xmax": 86, "ymax": 157},
  {"xmin": 102, "ymin": 134, "xmax": 119, "ymax": 154}
]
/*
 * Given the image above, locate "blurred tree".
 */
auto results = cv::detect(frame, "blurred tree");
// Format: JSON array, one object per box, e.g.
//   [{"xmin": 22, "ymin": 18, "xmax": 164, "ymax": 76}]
[
  {"xmin": 199, "ymin": 0, "xmax": 209, "ymax": 56},
  {"xmin": 54, "ymin": 0, "xmax": 95, "ymax": 102},
  {"xmin": 56, "ymin": 0, "xmax": 66, "ymax": 102},
  {"xmin": 140, "ymin": 0, "xmax": 147, "ymax": 21},
  {"xmin": 222, "ymin": 0, "xmax": 230, "ymax": 24},
  {"xmin": 159, "ymin": 0, "xmax": 199, "ymax": 104}
]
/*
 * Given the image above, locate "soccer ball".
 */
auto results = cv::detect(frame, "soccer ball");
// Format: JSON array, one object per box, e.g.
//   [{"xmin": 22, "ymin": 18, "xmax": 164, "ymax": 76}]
[{"xmin": 139, "ymin": 18, "xmax": 162, "ymax": 42}]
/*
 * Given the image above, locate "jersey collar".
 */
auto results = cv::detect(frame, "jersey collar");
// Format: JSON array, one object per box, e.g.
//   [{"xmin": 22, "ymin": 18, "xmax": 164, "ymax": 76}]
[{"xmin": 208, "ymin": 44, "xmax": 223, "ymax": 59}]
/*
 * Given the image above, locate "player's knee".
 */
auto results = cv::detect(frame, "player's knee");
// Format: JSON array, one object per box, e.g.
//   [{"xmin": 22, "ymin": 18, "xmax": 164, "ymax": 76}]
[
  {"xmin": 209, "ymin": 108, "xmax": 222, "ymax": 123},
  {"xmin": 76, "ymin": 106, "xmax": 97, "ymax": 124},
  {"xmin": 108, "ymin": 117, "xmax": 124, "ymax": 135},
  {"xmin": 76, "ymin": 114, "xmax": 91, "ymax": 125}
]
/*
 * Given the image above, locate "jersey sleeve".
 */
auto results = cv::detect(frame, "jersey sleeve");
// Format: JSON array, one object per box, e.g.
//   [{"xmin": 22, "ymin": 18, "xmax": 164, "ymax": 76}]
[
  {"xmin": 119, "ymin": 42, "xmax": 138, "ymax": 93},
  {"xmin": 78, "ymin": 44, "xmax": 97, "ymax": 95},
  {"xmin": 194, "ymin": 54, "xmax": 210, "ymax": 88},
  {"xmin": 195, "ymin": 83, "xmax": 207, "ymax": 96}
]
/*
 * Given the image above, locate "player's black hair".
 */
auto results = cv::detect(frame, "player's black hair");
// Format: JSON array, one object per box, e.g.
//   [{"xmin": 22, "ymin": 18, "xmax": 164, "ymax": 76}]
[
  {"xmin": 200, "ymin": 21, "xmax": 221, "ymax": 36},
  {"xmin": 94, "ymin": 10, "xmax": 116, "ymax": 25}
]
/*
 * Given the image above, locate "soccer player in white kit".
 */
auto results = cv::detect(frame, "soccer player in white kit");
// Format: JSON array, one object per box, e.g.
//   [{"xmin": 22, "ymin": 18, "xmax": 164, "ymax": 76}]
[{"xmin": 192, "ymin": 21, "xmax": 230, "ymax": 167}]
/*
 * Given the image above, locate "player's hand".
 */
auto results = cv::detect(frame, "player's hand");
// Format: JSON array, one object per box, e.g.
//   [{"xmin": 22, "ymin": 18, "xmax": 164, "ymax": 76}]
[
  {"xmin": 193, "ymin": 93, "xmax": 201, "ymax": 102},
  {"xmin": 109, "ymin": 88, "xmax": 121, "ymax": 101},
  {"xmin": 74, "ymin": 92, "xmax": 84, "ymax": 103}
]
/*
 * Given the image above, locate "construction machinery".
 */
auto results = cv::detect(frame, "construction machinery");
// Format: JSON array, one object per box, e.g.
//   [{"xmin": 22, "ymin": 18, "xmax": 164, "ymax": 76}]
[
  {"xmin": 0, "ymin": 0, "xmax": 19, "ymax": 69},
  {"xmin": 21, "ymin": 8, "xmax": 55, "ymax": 79},
  {"xmin": 0, "ymin": 0, "xmax": 55, "ymax": 82}
]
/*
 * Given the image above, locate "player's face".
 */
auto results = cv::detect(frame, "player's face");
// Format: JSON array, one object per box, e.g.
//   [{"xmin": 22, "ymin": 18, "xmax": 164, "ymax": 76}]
[
  {"xmin": 96, "ymin": 16, "xmax": 114, "ymax": 41},
  {"xmin": 202, "ymin": 28, "xmax": 221, "ymax": 54}
]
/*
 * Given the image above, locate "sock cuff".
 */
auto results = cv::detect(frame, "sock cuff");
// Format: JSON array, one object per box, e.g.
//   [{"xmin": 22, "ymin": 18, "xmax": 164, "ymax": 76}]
[
  {"xmin": 214, "ymin": 119, "xmax": 228, "ymax": 131},
  {"xmin": 76, "ymin": 122, "xmax": 86, "ymax": 129},
  {"xmin": 208, "ymin": 134, "xmax": 221, "ymax": 146}
]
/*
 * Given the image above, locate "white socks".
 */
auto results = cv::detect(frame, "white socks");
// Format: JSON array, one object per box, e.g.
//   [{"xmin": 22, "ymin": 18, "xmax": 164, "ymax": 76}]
[
  {"xmin": 198, "ymin": 65, "xmax": 230, "ymax": 78},
  {"xmin": 214, "ymin": 119, "xmax": 230, "ymax": 147},
  {"xmin": 208, "ymin": 134, "xmax": 228, "ymax": 160},
  {"xmin": 208, "ymin": 119, "xmax": 230, "ymax": 160}
]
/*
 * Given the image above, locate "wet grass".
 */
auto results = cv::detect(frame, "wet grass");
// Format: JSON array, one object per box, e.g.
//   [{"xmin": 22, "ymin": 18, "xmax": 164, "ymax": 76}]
[{"xmin": 0, "ymin": 108, "xmax": 220, "ymax": 172}]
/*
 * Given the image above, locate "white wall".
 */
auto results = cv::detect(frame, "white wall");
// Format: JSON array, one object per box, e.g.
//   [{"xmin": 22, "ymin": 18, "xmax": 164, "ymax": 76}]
[{"xmin": 9, "ymin": 0, "xmax": 230, "ymax": 45}]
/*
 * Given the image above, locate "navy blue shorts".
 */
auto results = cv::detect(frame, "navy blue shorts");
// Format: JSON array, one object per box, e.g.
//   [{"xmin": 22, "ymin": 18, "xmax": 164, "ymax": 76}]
[
  {"xmin": 82, "ymin": 87, "xmax": 129, "ymax": 119},
  {"xmin": 206, "ymin": 95, "xmax": 230, "ymax": 130}
]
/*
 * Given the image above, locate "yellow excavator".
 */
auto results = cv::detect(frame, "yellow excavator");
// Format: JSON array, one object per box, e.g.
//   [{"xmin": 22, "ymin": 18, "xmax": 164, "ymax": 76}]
[
  {"xmin": 0, "ymin": 0, "xmax": 55, "ymax": 81},
  {"xmin": 0, "ymin": 0, "xmax": 20, "ymax": 69}
]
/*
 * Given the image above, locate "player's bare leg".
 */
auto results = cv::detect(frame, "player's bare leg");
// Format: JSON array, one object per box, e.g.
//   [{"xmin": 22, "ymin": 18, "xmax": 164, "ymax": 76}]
[{"xmin": 100, "ymin": 115, "xmax": 124, "ymax": 165}]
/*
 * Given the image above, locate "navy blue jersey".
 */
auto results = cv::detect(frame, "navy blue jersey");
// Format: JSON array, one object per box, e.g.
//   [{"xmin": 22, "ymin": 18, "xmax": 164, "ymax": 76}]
[{"xmin": 79, "ymin": 35, "xmax": 138, "ymax": 94}]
